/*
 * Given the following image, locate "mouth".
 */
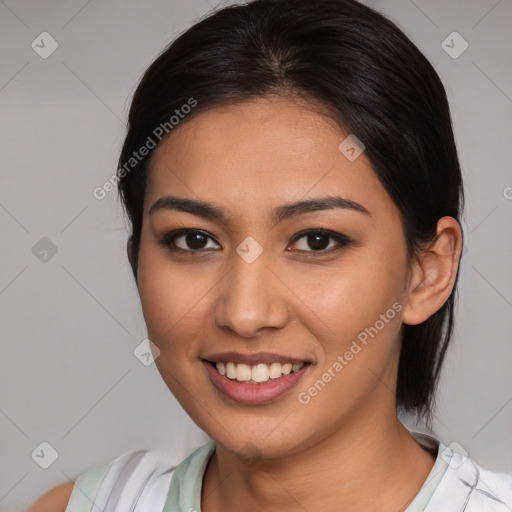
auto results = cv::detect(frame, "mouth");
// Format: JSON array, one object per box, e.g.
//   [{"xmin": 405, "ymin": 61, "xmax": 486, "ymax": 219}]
[{"xmin": 202, "ymin": 353, "xmax": 312, "ymax": 404}]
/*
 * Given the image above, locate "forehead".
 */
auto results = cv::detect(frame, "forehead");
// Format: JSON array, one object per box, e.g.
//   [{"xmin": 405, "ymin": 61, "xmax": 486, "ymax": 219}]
[{"xmin": 144, "ymin": 96, "xmax": 395, "ymax": 223}]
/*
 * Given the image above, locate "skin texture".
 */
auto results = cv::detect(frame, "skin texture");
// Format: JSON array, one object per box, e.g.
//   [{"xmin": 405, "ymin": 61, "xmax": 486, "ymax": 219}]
[{"xmin": 131, "ymin": 95, "xmax": 462, "ymax": 511}]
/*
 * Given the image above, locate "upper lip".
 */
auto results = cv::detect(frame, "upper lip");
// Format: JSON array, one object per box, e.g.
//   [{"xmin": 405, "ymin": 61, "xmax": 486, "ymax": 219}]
[{"xmin": 203, "ymin": 351, "xmax": 311, "ymax": 365}]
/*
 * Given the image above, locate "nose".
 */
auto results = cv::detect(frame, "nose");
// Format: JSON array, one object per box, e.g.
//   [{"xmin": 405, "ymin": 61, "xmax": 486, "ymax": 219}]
[{"xmin": 212, "ymin": 246, "xmax": 290, "ymax": 338}]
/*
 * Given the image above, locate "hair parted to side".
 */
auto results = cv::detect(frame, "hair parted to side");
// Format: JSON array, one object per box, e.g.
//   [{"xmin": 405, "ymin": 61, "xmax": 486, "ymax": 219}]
[{"xmin": 117, "ymin": 0, "xmax": 464, "ymax": 425}]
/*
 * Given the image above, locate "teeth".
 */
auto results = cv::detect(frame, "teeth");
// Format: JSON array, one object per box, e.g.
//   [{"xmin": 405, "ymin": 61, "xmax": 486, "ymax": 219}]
[
  {"xmin": 226, "ymin": 362, "xmax": 236, "ymax": 379},
  {"xmin": 215, "ymin": 361, "xmax": 305, "ymax": 383},
  {"xmin": 282, "ymin": 363, "xmax": 292, "ymax": 375},
  {"xmin": 252, "ymin": 363, "xmax": 269, "ymax": 383},
  {"xmin": 269, "ymin": 362, "xmax": 282, "ymax": 379},
  {"xmin": 217, "ymin": 361, "xmax": 226, "ymax": 376},
  {"xmin": 236, "ymin": 363, "xmax": 252, "ymax": 382}
]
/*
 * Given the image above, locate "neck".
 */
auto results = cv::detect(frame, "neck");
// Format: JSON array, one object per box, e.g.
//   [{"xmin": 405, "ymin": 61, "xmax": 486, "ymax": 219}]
[{"xmin": 201, "ymin": 411, "xmax": 436, "ymax": 512}]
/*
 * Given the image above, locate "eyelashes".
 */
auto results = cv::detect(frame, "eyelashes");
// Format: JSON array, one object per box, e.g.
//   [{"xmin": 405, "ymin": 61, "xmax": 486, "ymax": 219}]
[{"xmin": 158, "ymin": 228, "xmax": 353, "ymax": 256}]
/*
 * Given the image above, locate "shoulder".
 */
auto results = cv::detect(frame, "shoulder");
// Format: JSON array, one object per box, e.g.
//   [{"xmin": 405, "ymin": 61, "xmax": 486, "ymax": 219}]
[
  {"xmin": 27, "ymin": 448, "xmax": 180, "ymax": 512},
  {"xmin": 26, "ymin": 481, "xmax": 75, "ymax": 512},
  {"xmin": 426, "ymin": 450, "xmax": 512, "ymax": 511},
  {"xmin": 28, "ymin": 441, "xmax": 215, "ymax": 512},
  {"xmin": 64, "ymin": 449, "xmax": 179, "ymax": 511}
]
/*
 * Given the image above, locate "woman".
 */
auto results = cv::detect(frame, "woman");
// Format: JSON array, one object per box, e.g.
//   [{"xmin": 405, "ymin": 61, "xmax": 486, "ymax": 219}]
[{"xmin": 29, "ymin": 0, "xmax": 512, "ymax": 510}]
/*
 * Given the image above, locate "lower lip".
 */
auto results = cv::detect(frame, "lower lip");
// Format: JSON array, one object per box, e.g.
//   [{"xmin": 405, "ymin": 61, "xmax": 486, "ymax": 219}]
[{"xmin": 203, "ymin": 361, "xmax": 310, "ymax": 405}]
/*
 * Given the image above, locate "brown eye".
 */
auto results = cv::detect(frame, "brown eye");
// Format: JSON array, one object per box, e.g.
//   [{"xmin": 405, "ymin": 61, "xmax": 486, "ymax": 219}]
[
  {"xmin": 289, "ymin": 229, "xmax": 352, "ymax": 254},
  {"xmin": 179, "ymin": 233, "xmax": 209, "ymax": 250},
  {"xmin": 305, "ymin": 233, "xmax": 331, "ymax": 251},
  {"xmin": 159, "ymin": 229, "xmax": 220, "ymax": 252}
]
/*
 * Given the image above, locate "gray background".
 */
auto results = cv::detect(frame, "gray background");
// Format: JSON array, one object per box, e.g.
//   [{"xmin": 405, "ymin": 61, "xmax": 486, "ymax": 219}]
[{"xmin": 1, "ymin": 0, "xmax": 511, "ymax": 510}]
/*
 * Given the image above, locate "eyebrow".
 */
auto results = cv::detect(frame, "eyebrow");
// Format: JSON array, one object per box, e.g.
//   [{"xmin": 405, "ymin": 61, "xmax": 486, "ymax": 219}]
[{"xmin": 148, "ymin": 195, "xmax": 370, "ymax": 224}]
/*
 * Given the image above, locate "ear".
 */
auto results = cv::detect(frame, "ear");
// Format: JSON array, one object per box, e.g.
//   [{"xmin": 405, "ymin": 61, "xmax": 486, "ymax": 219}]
[
  {"xmin": 402, "ymin": 217, "xmax": 463, "ymax": 326},
  {"xmin": 126, "ymin": 236, "xmax": 138, "ymax": 284}
]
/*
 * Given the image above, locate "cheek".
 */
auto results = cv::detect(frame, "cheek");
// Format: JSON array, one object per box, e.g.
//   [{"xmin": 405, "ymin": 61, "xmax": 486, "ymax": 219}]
[
  {"xmin": 317, "ymin": 251, "xmax": 405, "ymax": 329},
  {"xmin": 136, "ymin": 244, "xmax": 213, "ymax": 400},
  {"xmin": 136, "ymin": 239, "xmax": 211, "ymax": 347},
  {"xmin": 136, "ymin": 230, "xmax": 244, "ymax": 389}
]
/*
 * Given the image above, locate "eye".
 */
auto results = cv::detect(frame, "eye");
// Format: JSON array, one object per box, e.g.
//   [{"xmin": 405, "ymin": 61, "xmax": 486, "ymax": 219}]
[
  {"xmin": 159, "ymin": 229, "xmax": 220, "ymax": 252},
  {"xmin": 288, "ymin": 229, "xmax": 352, "ymax": 254}
]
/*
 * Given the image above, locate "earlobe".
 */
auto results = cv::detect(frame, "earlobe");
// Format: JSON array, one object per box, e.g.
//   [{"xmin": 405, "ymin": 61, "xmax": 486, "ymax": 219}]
[{"xmin": 402, "ymin": 217, "xmax": 463, "ymax": 326}]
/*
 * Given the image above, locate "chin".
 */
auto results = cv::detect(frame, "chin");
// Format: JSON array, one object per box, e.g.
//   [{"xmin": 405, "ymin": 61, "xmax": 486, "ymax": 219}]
[{"xmin": 205, "ymin": 421, "xmax": 311, "ymax": 460}]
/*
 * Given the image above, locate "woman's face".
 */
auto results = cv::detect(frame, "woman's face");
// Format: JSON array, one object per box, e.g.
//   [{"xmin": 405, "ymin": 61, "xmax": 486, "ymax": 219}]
[{"xmin": 137, "ymin": 96, "xmax": 412, "ymax": 458}]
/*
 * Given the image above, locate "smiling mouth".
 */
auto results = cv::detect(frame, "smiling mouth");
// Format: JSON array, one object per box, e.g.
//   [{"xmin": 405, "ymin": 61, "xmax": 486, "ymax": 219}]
[{"xmin": 206, "ymin": 360, "xmax": 308, "ymax": 384}]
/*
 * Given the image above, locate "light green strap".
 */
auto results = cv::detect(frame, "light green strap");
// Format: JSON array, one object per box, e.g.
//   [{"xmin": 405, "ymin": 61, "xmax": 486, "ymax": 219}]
[
  {"xmin": 405, "ymin": 442, "xmax": 451, "ymax": 511},
  {"xmin": 64, "ymin": 462, "xmax": 111, "ymax": 512},
  {"xmin": 162, "ymin": 440, "xmax": 216, "ymax": 512}
]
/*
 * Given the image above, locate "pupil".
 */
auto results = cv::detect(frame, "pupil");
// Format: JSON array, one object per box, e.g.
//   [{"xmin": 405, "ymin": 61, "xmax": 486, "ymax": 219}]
[
  {"xmin": 187, "ymin": 233, "xmax": 207, "ymax": 249},
  {"xmin": 308, "ymin": 234, "xmax": 329, "ymax": 251}
]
